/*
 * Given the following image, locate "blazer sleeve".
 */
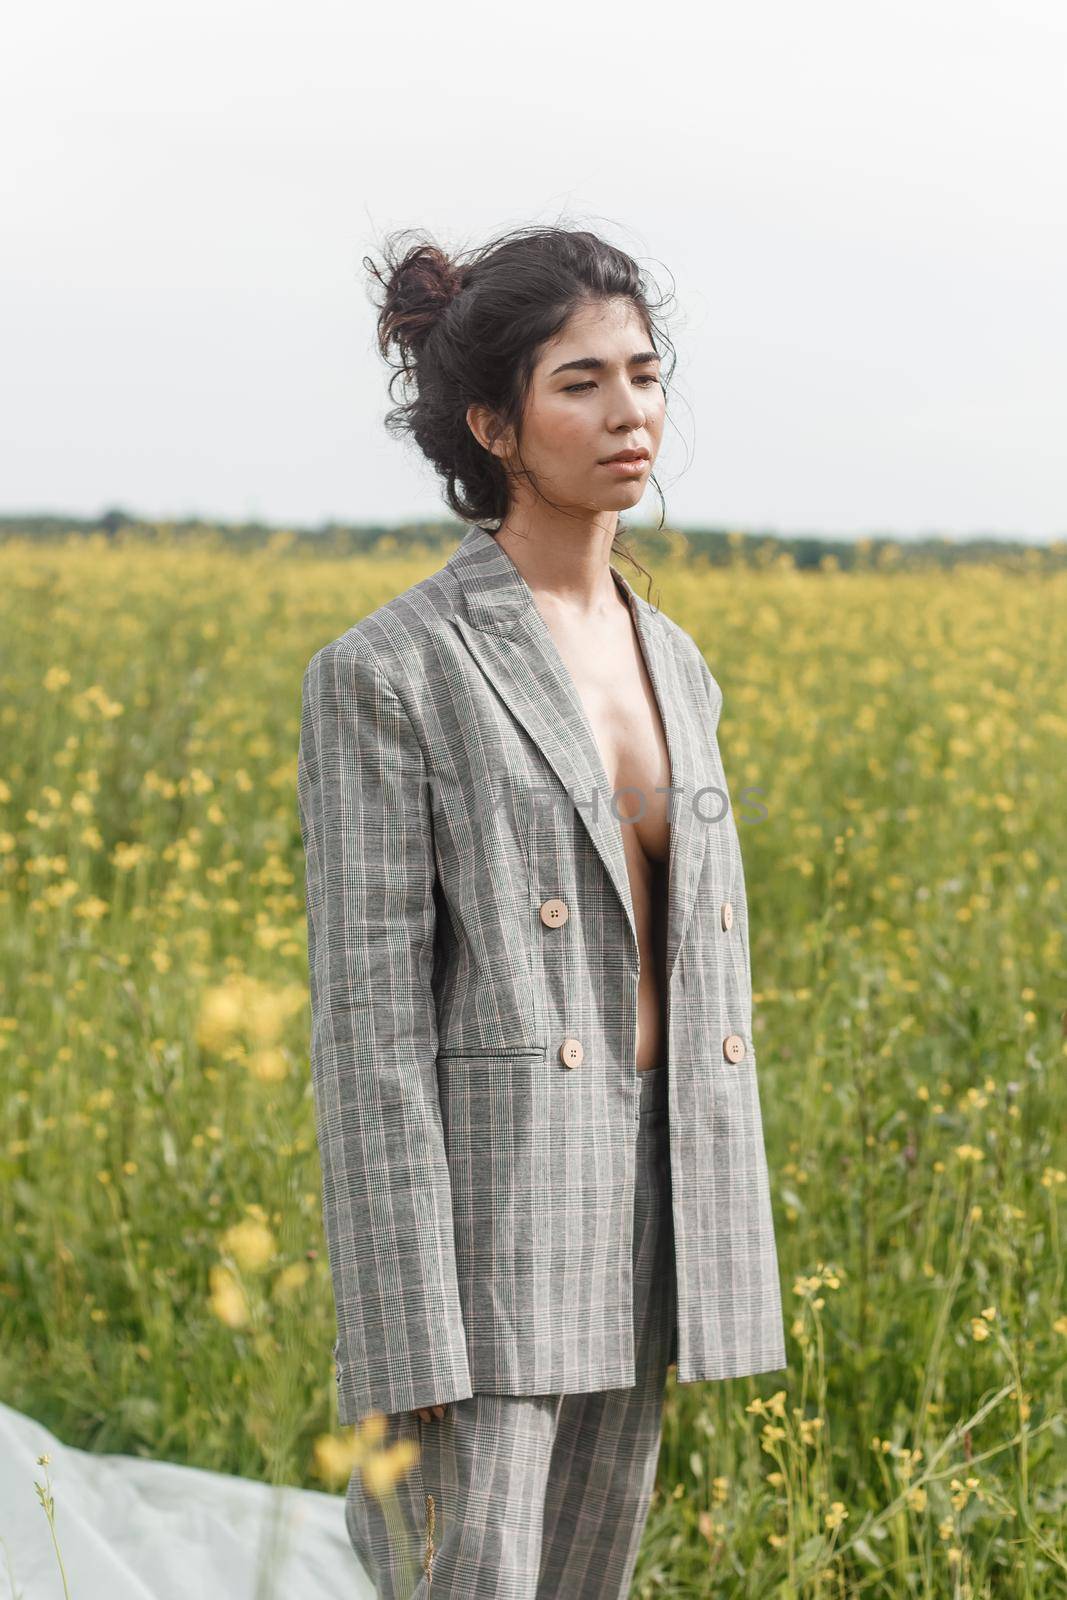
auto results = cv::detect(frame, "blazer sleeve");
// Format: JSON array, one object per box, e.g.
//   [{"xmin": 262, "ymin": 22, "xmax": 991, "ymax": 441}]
[{"xmin": 297, "ymin": 637, "xmax": 473, "ymax": 1424}]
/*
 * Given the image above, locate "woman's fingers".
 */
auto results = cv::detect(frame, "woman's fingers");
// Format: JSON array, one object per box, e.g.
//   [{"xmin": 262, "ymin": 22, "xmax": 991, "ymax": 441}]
[{"xmin": 414, "ymin": 1404, "xmax": 448, "ymax": 1423}]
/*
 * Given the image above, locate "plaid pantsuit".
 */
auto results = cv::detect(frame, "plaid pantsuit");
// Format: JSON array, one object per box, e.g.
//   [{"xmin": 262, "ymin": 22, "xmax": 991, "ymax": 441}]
[{"xmin": 297, "ymin": 523, "xmax": 788, "ymax": 1570}]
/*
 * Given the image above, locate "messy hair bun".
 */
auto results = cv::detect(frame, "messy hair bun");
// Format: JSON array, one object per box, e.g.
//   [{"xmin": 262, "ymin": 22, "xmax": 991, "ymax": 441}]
[{"xmin": 365, "ymin": 238, "xmax": 468, "ymax": 376}]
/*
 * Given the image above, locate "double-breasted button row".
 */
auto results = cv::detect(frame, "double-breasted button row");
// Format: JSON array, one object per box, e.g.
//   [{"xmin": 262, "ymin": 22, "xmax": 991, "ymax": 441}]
[
  {"xmin": 563, "ymin": 1035, "xmax": 742, "ymax": 1068},
  {"xmin": 549, "ymin": 898, "xmax": 740, "ymax": 1068},
  {"xmin": 542, "ymin": 899, "xmax": 581, "ymax": 1066}
]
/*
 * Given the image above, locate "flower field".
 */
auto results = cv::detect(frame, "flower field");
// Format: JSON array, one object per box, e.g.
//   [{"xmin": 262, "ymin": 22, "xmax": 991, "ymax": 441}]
[{"xmin": 2, "ymin": 529, "xmax": 1065, "ymax": 1596}]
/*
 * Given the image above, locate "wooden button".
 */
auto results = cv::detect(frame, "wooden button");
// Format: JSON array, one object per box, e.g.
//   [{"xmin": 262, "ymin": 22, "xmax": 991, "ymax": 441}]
[
  {"xmin": 539, "ymin": 898, "xmax": 569, "ymax": 928},
  {"xmin": 559, "ymin": 1037, "xmax": 584, "ymax": 1068},
  {"xmin": 723, "ymin": 1034, "xmax": 745, "ymax": 1064},
  {"xmin": 720, "ymin": 901, "xmax": 734, "ymax": 931}
]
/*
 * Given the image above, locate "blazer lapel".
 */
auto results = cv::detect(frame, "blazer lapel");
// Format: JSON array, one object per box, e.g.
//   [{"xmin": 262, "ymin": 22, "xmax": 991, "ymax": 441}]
[{"xmin": 446, "ymin": 525, "xmax": 707, "ymax": 985}]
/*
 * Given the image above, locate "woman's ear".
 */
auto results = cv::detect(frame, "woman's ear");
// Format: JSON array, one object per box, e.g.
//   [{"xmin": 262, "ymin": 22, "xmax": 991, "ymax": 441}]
[{"xmin": 466, "ymin": 402, "xmax": 512, "ymax": 463}]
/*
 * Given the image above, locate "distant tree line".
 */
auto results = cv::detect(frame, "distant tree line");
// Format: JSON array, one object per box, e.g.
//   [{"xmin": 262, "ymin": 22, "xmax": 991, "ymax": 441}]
[{"xmin": 1, "ymin": 508, "xmax": 1064, "ymax": 572}]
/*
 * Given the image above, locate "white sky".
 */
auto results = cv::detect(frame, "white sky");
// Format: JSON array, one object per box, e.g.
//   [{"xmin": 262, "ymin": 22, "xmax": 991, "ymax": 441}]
[{"xmin": 2, "ymin": 0, "xmax": 1064, "ymax": 540}]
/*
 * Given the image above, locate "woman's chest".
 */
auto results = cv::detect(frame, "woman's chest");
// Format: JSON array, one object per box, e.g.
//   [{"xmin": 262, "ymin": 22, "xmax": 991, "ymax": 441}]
[{"xmin": 551, "ymin": 617, "xmax": 675, "ymax": 868}]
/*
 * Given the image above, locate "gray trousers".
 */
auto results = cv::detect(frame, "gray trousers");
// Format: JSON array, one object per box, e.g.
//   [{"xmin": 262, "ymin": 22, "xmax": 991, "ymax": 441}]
[{"xmin": 344, "ymin": 1063, "xmax": 678, "ymax": 1599}]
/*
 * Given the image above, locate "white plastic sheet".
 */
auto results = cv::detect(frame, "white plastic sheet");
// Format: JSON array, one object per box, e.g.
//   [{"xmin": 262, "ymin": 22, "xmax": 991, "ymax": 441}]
[{"xmin": 0, "ymin": 1400, "xmax": 375, "ymax": 1600}]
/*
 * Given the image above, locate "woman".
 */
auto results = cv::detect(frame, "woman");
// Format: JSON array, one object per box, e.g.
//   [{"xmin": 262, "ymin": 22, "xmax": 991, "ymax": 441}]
[{"xmin": 297, "ymin": 224, "xmax": 787, "ymax": 1598}]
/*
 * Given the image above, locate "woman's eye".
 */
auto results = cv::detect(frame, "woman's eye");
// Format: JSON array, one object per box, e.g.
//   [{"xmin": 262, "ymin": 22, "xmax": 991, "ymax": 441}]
[{"xmin": 563, "ymin": 376, "xmax": 661, "ymax": 393}]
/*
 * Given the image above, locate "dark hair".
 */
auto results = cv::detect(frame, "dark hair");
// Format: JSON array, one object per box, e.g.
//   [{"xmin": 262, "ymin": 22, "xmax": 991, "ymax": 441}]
[{"xmin": 362, "ymin": 223, "xmax": 678, "ymax": 593}]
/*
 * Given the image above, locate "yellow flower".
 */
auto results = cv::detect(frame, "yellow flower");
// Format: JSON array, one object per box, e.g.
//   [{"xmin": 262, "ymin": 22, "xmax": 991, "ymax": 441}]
[
  {"xmin": 112, "ymin": 841, "xmax": 149, "ymax": 872},
  {"xmin": 196, "ymin": 980, "xmax": 247, "ymax": 1053},
  {"xmin": 824, "ymin": 1501, "xmax": 848, "ymax": 1530},
  {"xmin": 360, "ymin": 1438, "xmax": 420, "ymax": 1498},
  {"xmin": 248, "ymin": 1047, "xmax": 288, "ymax": 1083},
  {"xmin": 246, "ymin": 981, "xmax": 306, "ymax": 1044},
  {"xmin": 358, "ymin": 1413, "xmax": 388, "ymax": 1450},
  {"xmin": 74, "ymin": 897, "xmax": 109, "ymax": 921},
  {"xmin": 220, "ymin": 1217, "xmax": 277, "ymax": 1272},
  {"xmin": 197, "ymin": 975, "xmax": 305, "ymax": 1056},
  {"xmin": 313, "ymin": 1430, "xmax": 361, "ymax": 1486},
  {"xmin": 954, "ymin": 1144, "xmax": 985, "ymax": 1163},
  {"xmin": 272, "ymin": 1261, "xmax": 310, "ymax": 1300},
  {"xmin": 315, "ymin": 1412, "xmax": 423, "ymax": 1500},
  {"xmin": 209, "ymin": 1264, "xmax": 249, "ymax": 1328}
]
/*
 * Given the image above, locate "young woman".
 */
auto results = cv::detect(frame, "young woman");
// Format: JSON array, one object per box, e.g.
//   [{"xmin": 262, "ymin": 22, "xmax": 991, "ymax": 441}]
[{"xmin": 297, "ymin": 224, "xmax": 787, "ymax": 1598}]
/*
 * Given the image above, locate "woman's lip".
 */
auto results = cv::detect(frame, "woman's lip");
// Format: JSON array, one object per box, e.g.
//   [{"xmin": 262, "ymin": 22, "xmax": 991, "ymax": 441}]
[{"xmin": 599, "ymin": 457, "xmax": 648, "ymax": 470}]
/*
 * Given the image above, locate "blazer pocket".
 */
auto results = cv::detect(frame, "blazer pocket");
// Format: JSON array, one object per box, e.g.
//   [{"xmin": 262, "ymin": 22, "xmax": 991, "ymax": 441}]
[{"xmin": 436, "ymin": 1043, "xmax": 547, "ymax": 1059}]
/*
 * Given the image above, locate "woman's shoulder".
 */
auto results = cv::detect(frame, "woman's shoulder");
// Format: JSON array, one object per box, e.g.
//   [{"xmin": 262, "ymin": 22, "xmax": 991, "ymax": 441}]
[{"xmin": 304, "ymin": 559, "xmax": 464, "ymax": 695}]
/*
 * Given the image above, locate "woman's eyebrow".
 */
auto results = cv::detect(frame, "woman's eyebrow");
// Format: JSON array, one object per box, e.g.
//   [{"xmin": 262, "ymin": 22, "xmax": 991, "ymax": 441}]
[{"xmin": 548, "ymin": 350, "xmax": 661, "ymax": 376}]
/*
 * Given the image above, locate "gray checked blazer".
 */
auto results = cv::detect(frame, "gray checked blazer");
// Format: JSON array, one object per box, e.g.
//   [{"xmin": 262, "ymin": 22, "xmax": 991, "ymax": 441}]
[{"xmin": 297, "ymin": 523, "xmax": 788, "ymax": 1426}]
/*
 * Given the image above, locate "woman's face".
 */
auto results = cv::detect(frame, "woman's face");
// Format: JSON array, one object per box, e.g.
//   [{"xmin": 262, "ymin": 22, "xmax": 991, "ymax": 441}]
[{"xmin": 475, "ymin": 295, "xmax": 665, "ymax": 516}]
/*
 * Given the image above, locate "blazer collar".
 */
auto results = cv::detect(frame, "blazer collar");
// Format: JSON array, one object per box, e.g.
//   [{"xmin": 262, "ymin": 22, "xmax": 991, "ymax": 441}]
[
  {"xmin": 445, "ymin": 520, "xmax": 663, "ymax": 639},
  {"xmin": 445, "ymin": 524, "xmax": 706, "ymax": 987}
]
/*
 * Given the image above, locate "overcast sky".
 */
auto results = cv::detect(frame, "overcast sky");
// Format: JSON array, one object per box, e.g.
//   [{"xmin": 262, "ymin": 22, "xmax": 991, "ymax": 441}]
[{"xmin": 3, "ymin": 1, "xmax": 1064, "ymax": 540}]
